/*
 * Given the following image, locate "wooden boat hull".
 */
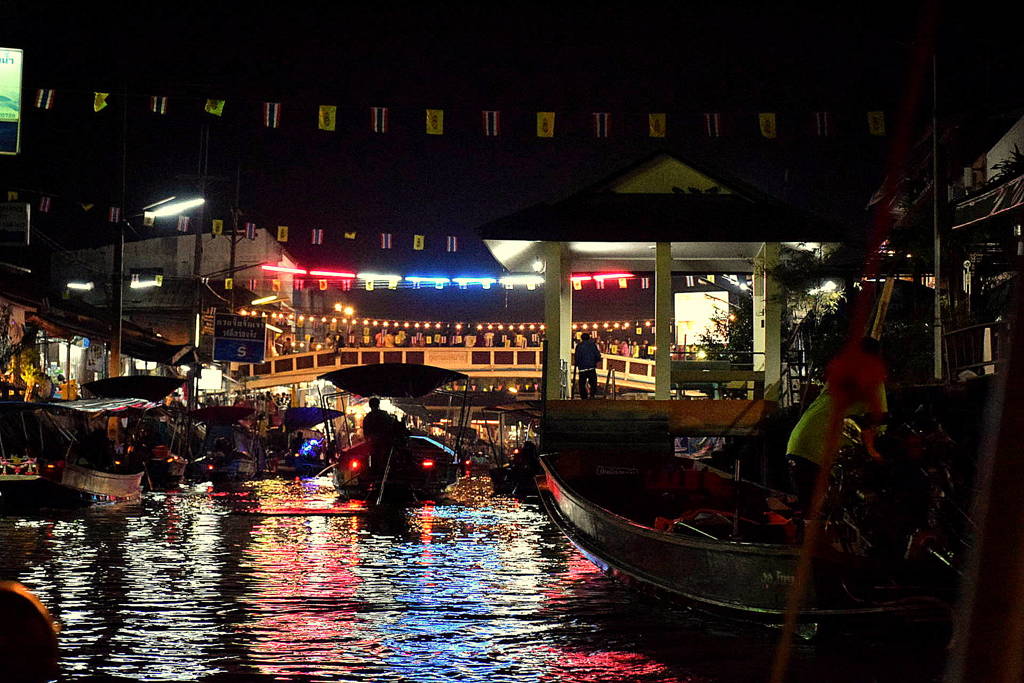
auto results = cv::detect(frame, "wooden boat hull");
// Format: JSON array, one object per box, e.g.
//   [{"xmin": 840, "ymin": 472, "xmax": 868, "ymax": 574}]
[
  {"xmin": 538, "ymin": 455, "xmax": 950, "ymax": 623},
  {"xmin": 0, "ymin": 464, "xmax": 143, "ymax": 509}
]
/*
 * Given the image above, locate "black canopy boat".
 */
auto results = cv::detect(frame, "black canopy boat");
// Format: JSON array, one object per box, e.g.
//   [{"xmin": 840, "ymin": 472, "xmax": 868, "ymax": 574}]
[
  {"xmin": 535, "ymin": 401, "xmax": 959, "ymax": 626},
  {"xmin": 187, "ymin": 405, "xmax": 260, "ymax": 483},
  {"xmin": 0, "ymin": 398, "xmax": 158, "ymax": 509},
  {"xmin": 318, "ymin": 363, "xmax": 469, "ymax": 505}
]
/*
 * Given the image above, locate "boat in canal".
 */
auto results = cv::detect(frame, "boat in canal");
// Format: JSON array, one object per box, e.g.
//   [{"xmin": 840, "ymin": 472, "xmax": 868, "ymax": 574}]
[
  {"xmin": 537, "ymin": 448, "xmax": 956, "ymax": 625},
  {"xmin": 187, "ymin": 405, "xmax": 260, "ymax": 483},
  {"xmin": 319, "ymin": 363, "xmax": 468, "ymax": 504},
  {"xmin": 0, "ymin": 398, "xmax": 159, "ymax": 509}
]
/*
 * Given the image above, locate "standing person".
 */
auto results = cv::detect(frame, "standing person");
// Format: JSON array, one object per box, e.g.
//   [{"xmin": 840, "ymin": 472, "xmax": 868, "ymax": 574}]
[
  {"xmin": 575, "ymin": 333, "xmax": 602, "ymax": 399},
  {"xmin": 785, "ymin": 336, "xmax": 888, "ymax": 508}
]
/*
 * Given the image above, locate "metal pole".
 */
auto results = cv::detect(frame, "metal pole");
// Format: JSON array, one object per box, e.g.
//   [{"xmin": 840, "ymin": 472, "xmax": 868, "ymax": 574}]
[
  {"xmin": 229, "ymin": 165, "xmax": 240, "ymax": 310},
  {"xmin": 188, "ymin": 124, "xmax": 209, "ymax": 412},
  {"xmin": 932, "ymin": 53, "xmax": 944, "ymax": 381},
  {"xmin": 109, "ymin": 85, "xmax": 129, "ymax": 378}
]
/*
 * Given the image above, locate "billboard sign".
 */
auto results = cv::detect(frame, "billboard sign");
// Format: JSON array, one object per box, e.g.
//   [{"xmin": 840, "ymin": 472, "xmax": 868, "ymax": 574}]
[
  {"xmin": 212, "ymin": 314, "xmax": 266, "ymax": 363},
  {"xmin": 0, "ymin": 48, "xmax": 22, "ymax": 155},
  {"xmin": 0, "ymin": 202, "xmax": 29, "ymax": 246}
]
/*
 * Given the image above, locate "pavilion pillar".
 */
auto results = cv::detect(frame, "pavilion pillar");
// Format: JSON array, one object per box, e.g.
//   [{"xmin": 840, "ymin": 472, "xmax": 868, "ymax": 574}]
[
  {"xmin": 654, "ymin": 242, "xmax": 673, "ymax": 399},
  {"xmin": 754, "ymin": 242, "xmax": 782, "ymax": 400},
  {"xmin": 543, "ymin": 241, "xmax": 572, "ymax": 399}
]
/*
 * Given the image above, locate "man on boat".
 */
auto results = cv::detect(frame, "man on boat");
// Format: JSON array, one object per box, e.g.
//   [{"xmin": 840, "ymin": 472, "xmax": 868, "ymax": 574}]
[
  {"xmin": 785, "ymin": 337, "xmax": 888, "ymax": 510},
  {"xmin": 575, "ymin": 333, "xmax": 602, "ymax": 399},
  {"xmin": 362, "ymin": 398, "xmax": 404, "ymax": 470}
]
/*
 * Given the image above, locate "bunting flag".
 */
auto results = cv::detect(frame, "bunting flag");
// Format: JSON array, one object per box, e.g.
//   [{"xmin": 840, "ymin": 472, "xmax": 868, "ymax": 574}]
[
  {"xmin": 318, "ymin": 105, "xmax": 336, "ymax": 131},
  {"xmin": 572, "ymin": 279, "xmax": 582, "ymax": 291},
  {"xmin": 344, "ymin": 231, "xmax": 357, "ymax": 240},
  {"xmin": 247, "ymin": 279, "xmax": 257, "ymax": 291},
  {"xmin": 388, "ymin": 279, "xmax": 398, "ymax": 290},
  {"xmin": 759, "ymin": 112, "xmax": 777, "ymax": 139},
  {"xmin": 618, "ymin": 278, "xmax": 628, "ymax": 289},
  {"xmin": 143, "ymin": 212, "xmax": 155, "ymax": 226},
  {"xmin": 371, "ymin": 106, "xmax": 388, "ymax": 133},
  {"xmin": 641, "ymin": 277, "xmax": 650, "ymax": 289},
  {"xmin": 813, "ymin": 111, "xmax": 833, "ymax": 136},
  {"xmin": 211, "ymin": 219, "xmax": 224, "ymax": 236},
  {"xmin": 595, "ymin": 278, "xmax": 605, "ymax": 289},
  {"xmin": 867, "ymin": 110, "xmax": 886, "ymax": 136},
  {"xmin": 263, "ymin": 102, "xmax": 281, "ymax": 128},
  {"xmin": 482, "ymin": 110, "xmax": 500, "ymax": 136},
  {"xmin": 311, "ymin": 228, "xmax": 323, "ymax": 245},
  {"xmin": 93, "ymin": 92, "xmax": 110, "ymax": 112},
  {"xmin": 272, "ymin": 279, "xmax": 281, "ymax": 292},
  {"xmin": 380, "ymin": 232, "xmax": 392, "ymax": 249},
  {"xmin": 426, "ymin": 109, "xmax": 444, "ymax": 135},
  {"xmin": 446, "ymin": 235, "xmax": 458, "ymax": 252},
  {"xmin": 293, "ymin": 278, "xmax": 304, "ymax": 291},
  {"xmin": 108, "ymin": 206, "xmax": 121, "ymax": 223},
  {"xmin": 413, "ymin": 234, "xmax": 425, "ymax": 250},
  {"xmin": 39, "ymin": 196, "xmax": 51, "ymax": 213},
  {"xmin": 704, "ymin": 112, "xmax": 722, "ymax": 137},
  {"xmin": 224, "ymin": 278, "xmax": 233, "ymax": 290},
  {"xmin": 341, "ymin": 279, "xmax": 352, "ymax": 291},
  {"xmin": 365, "ymin": 279, "xmax": 374, "ymax": 291},
  {"xmin": 149, "ymin": 96, "xmax": 168, "ymax": 115},
  {"xmin": 80, "ymin": 203, "xmax": 93, "ymax": 212},
  {"xmin": 154, "ymin": 275, "xmax": 163, "ymax": 286},
  {"xmin": 177, "ymin": 215, "xmax": 190, "ymax": 232},
  {"xmin": 319, "ymin": 279, "xmax": 328, "ymax": 291},
  {"xmin": 593, "ymin": 112, "xmax": 610, "ymax": 138},
  {"xmin": 648, "ymin": 113, "xmax": 666, "ymax": 138},
  {"xmin": 276, "ymin": 225, "xmax": 288, "ymax": 242},
  {"xmin": 205, "ymin": 99, "xmax": 226, "ymax": 116},
  {"xmin": 6, "ymin": 191, "xmax": 16, "ymax": 201},
  {"xmin": 34, "ymin": 89, "xmax": 54, "ymax": 110},
  {"xmin": 537, "ymin": 112, "xmax": 555, "ymax": 138},
  {"xmin": 685, "ymin": 275, "xmax": 695, "ymax": 287},
  {"xmin": 130, "ymin": 273, "xmax": 139, "ymax": 284},
  {"xmin": 244, "ymin": 222, "xmax": 256, "ymax": 239}
]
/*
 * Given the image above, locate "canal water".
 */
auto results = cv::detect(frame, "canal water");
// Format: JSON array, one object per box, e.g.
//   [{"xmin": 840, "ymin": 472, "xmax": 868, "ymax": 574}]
[{"xmin": 1, "ymin": 474, "xmax": 948, "ymax": 682}]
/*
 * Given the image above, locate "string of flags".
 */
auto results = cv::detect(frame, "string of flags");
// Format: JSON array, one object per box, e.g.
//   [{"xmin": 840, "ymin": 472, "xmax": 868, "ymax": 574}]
[{"xmin": 26, "ymin": 86, "xmax": 890, "ymax": 138}]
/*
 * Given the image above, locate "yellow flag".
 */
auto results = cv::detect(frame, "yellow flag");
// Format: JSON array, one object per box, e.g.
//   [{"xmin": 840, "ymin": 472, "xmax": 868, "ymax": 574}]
[
  {"xmin": 318, "ymin": 105, "xmax": 337, "ymax": 131},
  {"xmin": 388, "ymin": 279, "xmax": 398, "ymax": 290},
  {"xmin": 143, "ymin": 212, "xmax": 155, "ymax": 227},
  {"xmin": 6, "ymin": 191, "xmax": 17, "ymax": 201},
  {"xmin": 224, "ymin": 278, "xmax": 233, "ymax": 290},
  {"xmin": 365, "ymin": 280, "xmax": 374, "ymax": 291},
  {"xmin": 426, "ymin": 109, "xmax": 444, "ymax": 135},
  {"xmin": 154, "ymin": 275, "xmax": 164, "ymax": 286},
  {"xmin": 413, "ymin": 234, "xmax": 425, "ymax": 250},
  {"xmin": 867, "ymin": 111, "xmax": 886, "ymax": 136},
  {"xmin": 572, "ymin": 279, "xmax": 582, "ymax": 291},
  {"xmin": 272, "ymin": 279, "xmax": 281, "ymax": 292},
  {"xmin": 648, "ymin": 113, "xmax": 666, "ymax": 138},
  {"xmin": 344, "ymin": 231, "xmax": 356, "ymax": 240},
  {"xmin": 537, "ymin": 112, "xmax": 555, "ymax": 138},
  {"xmin": 276, "ymin": 225, "xmax": 288, "ymax": 242},
  {"xmin": 93, "ymin": 92, "xmax": 109, "ymax": 112},
  {"xmin": 759, "ymin": 113, "xmax": 777, "ymax": 139},
  {"xmin": 319, "ymin": 279, "xmax": 328, "ymax": 291},
  {"xmin": 211, "ymin": 219, "xmax": 224, "ymax": 235},
  {"xmin": 205, "ymin": 99, "xmax": 225, "ymax": 116}
]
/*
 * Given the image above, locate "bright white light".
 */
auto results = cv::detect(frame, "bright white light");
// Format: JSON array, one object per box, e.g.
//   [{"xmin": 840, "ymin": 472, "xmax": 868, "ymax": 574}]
[
  {"xmin": 531, "ymin": 259, "xmax": 544, "ymax": 272},
  {"xmin": 266, "ymin": 324, "xmax": 283, "ymax": 333},
  {"xmin": 251, "ymin": 295, "xmax": 278, "ymax": 305},
  {"xmin": 499, "ymin": 274, "xmax": 544, "ymax": 287},
  {"xmin": 357, "ymin": 273, "xmax": 401, "ymax": 281},
  {"xmin": 808, "ymin": 280, "xmax": 838, "ymax": 295},
  {"xmin": 67, "ymin": 281, "xmax": 94, "ymax": 290},
  {"xmin": 129, "ymin": 280, "xmax": 161, "ymax": 289},
  {"xmin": 149, "ymin": 197, "xmax": 205, "ymax": 217}
]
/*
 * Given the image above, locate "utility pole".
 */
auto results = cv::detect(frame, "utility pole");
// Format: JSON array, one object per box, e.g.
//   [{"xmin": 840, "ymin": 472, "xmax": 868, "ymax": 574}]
[
  {"xmin": 229, "ymin": 165, "xmax": 241, "ymax": 310},
  {"xmin": 108, "ymin": 83, "xmax": 129, "ymax": 377},
  {"xmin": 932, "ymin": 53, "xmax": 944, "ymax": 381},
  {"xmin": 188, "ymin": 124, "xmax": 210, "ymax": 411}
]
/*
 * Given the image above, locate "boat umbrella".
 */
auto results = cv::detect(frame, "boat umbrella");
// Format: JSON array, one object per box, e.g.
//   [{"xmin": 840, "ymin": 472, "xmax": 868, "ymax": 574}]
[
  {"xmin": 189, "ymin": 405, "xmax": 255, "ymax": 425},
  {"xmin": 284, "ymin": 406, "xmax": 344, "ymax": 432},
  {"xmin": 83, "ymin": 376, "xmax": 185, "ymax": 403},
  {"xmin": 318, "ymin": 363, "xmax": 468, "ymax": 398}
]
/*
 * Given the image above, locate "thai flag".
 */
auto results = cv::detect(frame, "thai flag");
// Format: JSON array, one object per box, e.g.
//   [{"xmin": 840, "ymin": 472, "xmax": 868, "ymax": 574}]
[
  {"xmin": 380, "ymin": 232, "xmax": 393, "ymax": 249},
  {"xmin": 641, "ymin": 277, "xmax": 650, "ymax": 290},
  {"xmin": 704, "ymin": 112, "xmax": 721, "ymax": 137},
  {"xmin": 150, "ymin": 96, "xmax": 168, "ymax": 115},
  {"xmin": 34, "ymin": 89, "xmax": 55, "ymax": 110},
  {"xmin": 482, "ymin": 110, "xmax": 500, "ymax": 136},
  {"xmin": 247, "ymin": 279, "xmax": 257, "ymax": 291},
  {"xmin": 39, "ymin": 196, "xmax": 51, "ymax": 213},
  {"xmin": 595, "ymin": 278, "xmax": 605, "ymax": 289},
  {"xmin": 263, "ymin": 102, "xmax": 281, "ymax": 128},
  {"xmin": 814, "ymin": 111, "xmax": 832, "ymax": 136},
  {"xmin": 177, "ymin": 216, "xmax": 190, "ymax": 233},
  {"xmin": 311, "ymin": 228, "xmax": 324, "ymax": 245},
  {"xmin": 685, "ymin": 275, "xmax": 695, "ymax": 287},
  {"xmin": 593, "ymin": 112, "xmax": 610, "ymax": 138},
  {"xmin": 108, "ymin": 206, "xmax": 121, "ymax": 223},
  {"xmin": 244, "ymin": 222, "xmax": 256, "ymax": 239},
  {"xmin": 446, "ymin": 235, "xmax": 458, "ymax": 252},
  {"xmin": 371, "ymin": 106, "xmax": 389, "ymax": 133}
]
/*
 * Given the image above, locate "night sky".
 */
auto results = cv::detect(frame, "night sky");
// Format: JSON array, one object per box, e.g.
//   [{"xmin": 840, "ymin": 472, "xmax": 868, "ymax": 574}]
[{"xmin": 2, "ymin": 3, "xmax": 1022, "ymax": 319}]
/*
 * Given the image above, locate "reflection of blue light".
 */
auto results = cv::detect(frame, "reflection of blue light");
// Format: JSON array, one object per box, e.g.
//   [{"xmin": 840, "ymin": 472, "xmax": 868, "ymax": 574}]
[{"xmin": 298, "ymin": 438, "xmax": 321, "ymax": 457}]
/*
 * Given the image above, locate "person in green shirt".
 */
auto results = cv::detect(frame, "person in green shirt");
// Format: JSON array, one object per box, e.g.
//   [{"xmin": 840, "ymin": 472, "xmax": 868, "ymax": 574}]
[{"xmin": 786, "ymin": 337, "xmax": 888, "ymax": 508}]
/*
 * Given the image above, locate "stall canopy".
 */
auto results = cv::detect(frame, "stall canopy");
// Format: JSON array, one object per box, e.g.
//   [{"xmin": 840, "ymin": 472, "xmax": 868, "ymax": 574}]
[{"xmin": 319, "ymin": 363, "xmax": 467, "ymax": 398}]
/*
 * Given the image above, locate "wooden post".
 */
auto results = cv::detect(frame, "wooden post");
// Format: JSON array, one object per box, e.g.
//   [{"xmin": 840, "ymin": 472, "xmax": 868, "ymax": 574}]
[
  {"xmin": 654, "ymin": 242, "xmax": 672, "ymax": 399},
  {"xmin": 543, "ymin": 242, "xmax": 572, "ymax": 400}
]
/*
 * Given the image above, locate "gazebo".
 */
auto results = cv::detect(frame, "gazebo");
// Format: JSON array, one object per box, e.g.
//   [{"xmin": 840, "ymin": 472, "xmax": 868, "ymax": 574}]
[{"xmin": 478, "ymin": 152, "xmax": 845, "ymax": 405}]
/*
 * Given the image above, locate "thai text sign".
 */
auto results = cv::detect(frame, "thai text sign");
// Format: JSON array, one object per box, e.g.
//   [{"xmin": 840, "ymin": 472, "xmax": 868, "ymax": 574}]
[
  {"xmin": 213, "ymin": 314, "xmax": 266, "ymax": 363},
  {"xmin": 0, "ymin": 48, "xmax": 22, "ymax": 155}
]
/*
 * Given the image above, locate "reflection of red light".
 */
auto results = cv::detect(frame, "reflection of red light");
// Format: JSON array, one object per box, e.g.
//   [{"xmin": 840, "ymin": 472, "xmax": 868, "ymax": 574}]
[
  {"xmin": 421, "ymin": 459, "xmax": 434, "ymax": 468},
  {"xmin": 349, "ymin": 459, "xmax": 361, "ymax": 471}
]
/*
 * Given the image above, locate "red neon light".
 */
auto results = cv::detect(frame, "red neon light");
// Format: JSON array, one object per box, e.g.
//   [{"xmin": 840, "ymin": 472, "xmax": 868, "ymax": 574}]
[
  {"xmin": 309, "ymin": 270, "xmax": 356, "ymax": 278},
  {"xmin": 592, "ymin": 272, "xmax": 635, "ymax": 281},
  {"xmin": 262, "ymin": 264, "xmax": 307, "ymax": 275},
  {"xmin": 421, "ymin": 459, "xmax": 435, "ymax": 468},
  {"xmin": 569, "ymin": 275, "xmax": 592, "ymax": 283}
]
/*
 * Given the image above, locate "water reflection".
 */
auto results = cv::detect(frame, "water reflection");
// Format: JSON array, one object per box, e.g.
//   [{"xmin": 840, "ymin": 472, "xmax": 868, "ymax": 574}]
[{"xmin": 0, "ymin": 475, "xmax": 946, "ymax": 682}]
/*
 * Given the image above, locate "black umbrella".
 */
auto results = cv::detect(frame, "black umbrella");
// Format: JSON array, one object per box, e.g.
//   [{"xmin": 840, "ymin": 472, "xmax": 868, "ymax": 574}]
[
  {"xmin": 83, "ymin": 375, "xmax": 185, "ymax": 402},
  {"xmin": 284, "ymin": 406, "xmax": 344, "ymax": 431},
  {"xmin": 318, "ymin": 363, "xmax": 467, "ymax": 398}
]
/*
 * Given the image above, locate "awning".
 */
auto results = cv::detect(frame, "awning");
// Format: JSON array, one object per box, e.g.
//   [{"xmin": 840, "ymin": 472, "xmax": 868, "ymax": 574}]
[{"xmin": 953, "ymin": 173, "xmax": 1024, "ymax": 230}]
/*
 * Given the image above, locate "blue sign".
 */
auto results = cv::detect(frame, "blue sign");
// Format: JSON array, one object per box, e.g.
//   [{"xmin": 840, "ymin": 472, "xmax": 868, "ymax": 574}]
[{"xmin": 213, "ymin": 313, "xmax": 266, "ymax": 363}]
